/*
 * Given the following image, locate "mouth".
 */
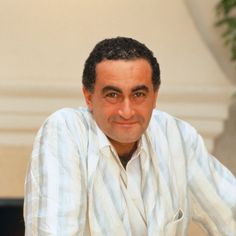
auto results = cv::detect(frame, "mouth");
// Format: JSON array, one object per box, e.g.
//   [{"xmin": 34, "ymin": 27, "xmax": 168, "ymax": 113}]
[{"xmin": 113, "ymin": 121, "xmax": 138, "ymax": 127}]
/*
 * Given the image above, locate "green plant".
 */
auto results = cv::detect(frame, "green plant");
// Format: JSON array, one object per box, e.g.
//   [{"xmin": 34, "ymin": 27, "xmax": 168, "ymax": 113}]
[{"xmin": 216, "ymin": 0, "xmax": 236, "ymax": 61}]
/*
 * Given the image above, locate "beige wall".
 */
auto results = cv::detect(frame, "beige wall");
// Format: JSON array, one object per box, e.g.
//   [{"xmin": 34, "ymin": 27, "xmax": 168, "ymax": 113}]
[
  {"xmin": 185, "ymin": 0, "xmax": 236, "ymax": 176},
  {"xmin": 0, "ymin": 0, "xmax": 230, "ymax": 85},
  {"xmin": 0, "ymin": 1, "xmax": 234, "ymax": 235},
  {"xmin": 185, "ymin": 0, "xmax": 236, "ymax": 83}
]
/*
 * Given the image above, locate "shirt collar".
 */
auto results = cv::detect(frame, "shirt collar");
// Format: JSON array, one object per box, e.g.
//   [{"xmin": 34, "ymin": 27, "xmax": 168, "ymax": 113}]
[
  {"xmin": 94, "ymin": 121, "xmax": 113, "ymax": 151},
  {"xmin": 137, "ymin": 132, "xmax": 150, "ymax": 162}
]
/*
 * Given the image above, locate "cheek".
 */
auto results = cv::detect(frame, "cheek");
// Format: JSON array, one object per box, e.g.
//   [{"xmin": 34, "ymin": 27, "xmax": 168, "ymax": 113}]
[
  {"xmin": 137, "ymin": 105, "xmax": 154, "ymax": 122},
  {"xmin": 94, "ymin": 104, "xmax": 116, "ymax": 120},
  {"xmin": 101, "ymin": 102, "xmax": 120, "ymax": 113},
  {"xmin": 90, "ymin": 95, "xmax": 104, "ymax": 111}
]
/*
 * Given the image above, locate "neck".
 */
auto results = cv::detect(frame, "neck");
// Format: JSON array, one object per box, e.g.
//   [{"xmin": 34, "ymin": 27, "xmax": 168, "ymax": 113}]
[{"xmin": 109, "ymin": 140, "xmax": 138, "ymax": 168}]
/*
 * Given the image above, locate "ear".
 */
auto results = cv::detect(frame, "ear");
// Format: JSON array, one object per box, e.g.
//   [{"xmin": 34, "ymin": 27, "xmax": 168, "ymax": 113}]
[{"xmin": 83, "ymin": 87, "xmax": 93, "ymax": 112}]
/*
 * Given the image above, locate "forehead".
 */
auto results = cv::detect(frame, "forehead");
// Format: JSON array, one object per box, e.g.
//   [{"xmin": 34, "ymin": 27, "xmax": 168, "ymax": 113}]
[{"xmin": 95, "ymin": 59, "xmax": 152, "ymax": 87}]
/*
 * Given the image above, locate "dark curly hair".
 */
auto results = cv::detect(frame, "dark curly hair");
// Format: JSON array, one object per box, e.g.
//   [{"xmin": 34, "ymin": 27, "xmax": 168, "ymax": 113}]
[{"xmin": 82, "ymin": 37, "xmax": 160, "ymax": 92}]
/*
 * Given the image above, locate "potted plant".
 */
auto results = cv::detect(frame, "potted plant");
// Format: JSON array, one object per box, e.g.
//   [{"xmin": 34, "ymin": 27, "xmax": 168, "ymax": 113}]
[{"xmin": 216, "ymin": 0, "xmax": 236, "ymax": 61}]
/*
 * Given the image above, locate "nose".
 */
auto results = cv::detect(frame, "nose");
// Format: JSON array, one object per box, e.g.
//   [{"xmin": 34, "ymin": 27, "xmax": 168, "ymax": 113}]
[{"xmin": 118, "ymin": 98, "xmax": 135, "ymax": 119}]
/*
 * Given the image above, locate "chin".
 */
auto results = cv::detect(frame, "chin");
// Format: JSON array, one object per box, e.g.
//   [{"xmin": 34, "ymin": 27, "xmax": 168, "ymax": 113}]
[{"xmin": 113, "ymin": 136, "xmax": 141, "ymax": 144}]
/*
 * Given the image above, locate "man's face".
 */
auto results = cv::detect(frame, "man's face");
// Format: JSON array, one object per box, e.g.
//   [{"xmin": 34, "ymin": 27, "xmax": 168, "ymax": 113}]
[{"xmin": 83, "ymin": 59, "xmax": 158, "ymax": 151}]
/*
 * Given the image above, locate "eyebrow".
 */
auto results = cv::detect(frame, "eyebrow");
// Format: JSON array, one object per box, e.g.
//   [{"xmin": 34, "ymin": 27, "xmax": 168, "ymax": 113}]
[
  {"xmin": 101, "ymin": 85, "xmax": 150, "ymax": 94},
  {"xmin": 131, "ymin": 85, "xmax": 149, "ymax": 93},
  {"xmin": 102, "ymin": 86, "xmax": 122, "ymax": 94}
]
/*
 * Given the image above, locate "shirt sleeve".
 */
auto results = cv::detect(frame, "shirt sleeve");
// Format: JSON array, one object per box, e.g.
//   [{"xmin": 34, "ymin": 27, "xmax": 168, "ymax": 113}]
[
  {"xmin": 187, "ymin": 130, "xmax": 236, "ymax": 235},
  {"xmin": 24, "ymin": 110, "xmax": 87, "ymax": 236}
]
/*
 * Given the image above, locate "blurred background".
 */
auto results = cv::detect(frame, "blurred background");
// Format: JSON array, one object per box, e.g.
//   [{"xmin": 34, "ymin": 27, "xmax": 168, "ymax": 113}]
[{"xmin": 0, "ymin": 0, "xmax": 235, "ymax": 235}]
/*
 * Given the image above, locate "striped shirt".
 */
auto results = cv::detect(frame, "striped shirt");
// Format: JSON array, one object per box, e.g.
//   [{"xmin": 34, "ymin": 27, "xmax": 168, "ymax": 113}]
[{"xmin": 24, "ymin": 107, "xmax": 236, "ymax": 235}]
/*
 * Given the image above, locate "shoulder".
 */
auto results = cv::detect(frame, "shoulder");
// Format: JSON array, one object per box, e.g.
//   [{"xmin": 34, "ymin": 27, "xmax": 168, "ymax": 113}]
[
  {"xmin": 46, "ymin": 107, "xmax": 89, "ymax": 120},
  {"xmin": 45, "ymin": 107, "xmax": 91, "ymax": 126},
  {"xmin": 149, "ymin": 109, "xmax": 198, "ymax": 149},
  {"xmin": 150, "ymin": 109, "xmax": 196, "ymax": 132},
  {"xmin": 38, "ymin": 107, "xmax": 93, "ymax": 139}
]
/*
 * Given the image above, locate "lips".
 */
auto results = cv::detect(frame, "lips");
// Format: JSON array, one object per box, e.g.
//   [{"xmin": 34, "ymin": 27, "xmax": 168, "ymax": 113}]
[
  {"xmin": 110, "ymin": 115, "xmax": 144, "ymax": 127},
  {"xmin": 113, "ymin": 121, "xmax": 138, "ymax": 126}
]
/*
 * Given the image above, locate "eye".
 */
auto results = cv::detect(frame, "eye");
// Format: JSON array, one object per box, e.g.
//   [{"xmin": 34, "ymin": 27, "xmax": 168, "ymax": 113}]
[
  {"xmin": 105, "ymin": 92, "xmax": 119, "ymax": 98},
  {"xmin": 133, "ymin": 91, "xmax": 146, "ymax": 98},
  {"xmin": 132, "ymin": 91, "xmax": 147, "ymax": 103},
  {"xmin": 104, "ymin": 92, "xmax": 121, "ymax": 103}
]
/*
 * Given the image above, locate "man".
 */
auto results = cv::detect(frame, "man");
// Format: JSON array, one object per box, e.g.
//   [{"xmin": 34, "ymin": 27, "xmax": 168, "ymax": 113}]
[{"xmin": 24, "ymin": 37, "xmax": 236, "ymax": 235}]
